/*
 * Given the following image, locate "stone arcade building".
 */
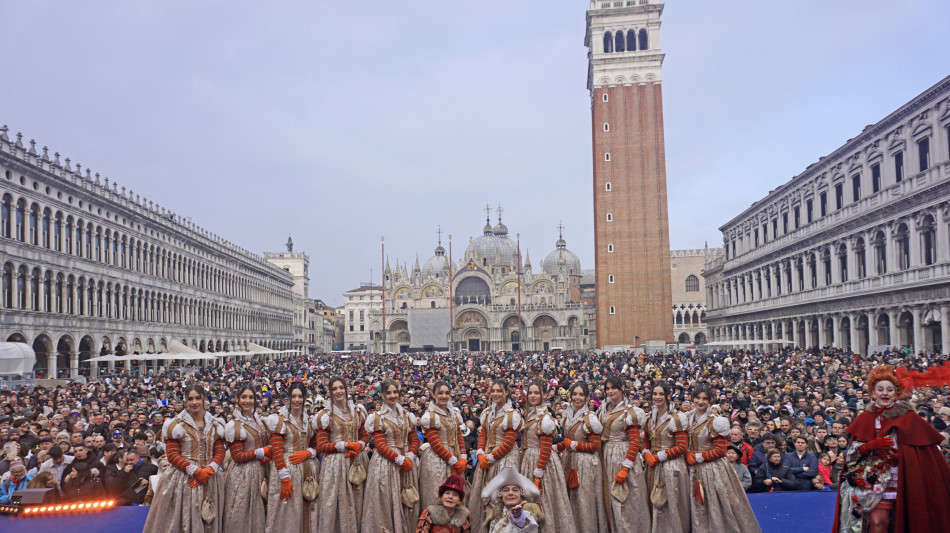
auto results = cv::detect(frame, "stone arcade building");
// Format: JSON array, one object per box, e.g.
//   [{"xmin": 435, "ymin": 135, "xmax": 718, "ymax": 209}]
[
  {"xmin": 705, "ymin": 76, "xmax": 950, "ymax": 356},
  {"xmin": 0, "ymin": 126, "xmax": 295, "ymax": 377}
]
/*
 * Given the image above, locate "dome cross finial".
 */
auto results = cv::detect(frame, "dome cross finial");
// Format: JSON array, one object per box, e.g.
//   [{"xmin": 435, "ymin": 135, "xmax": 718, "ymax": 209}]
[
  {"xmin": 497, "ymin": 203, "xmax": 504, "ymax": 222},
  {"xmin": 558, "ymin": 221, "xmax": 565, "ymax": 240}
]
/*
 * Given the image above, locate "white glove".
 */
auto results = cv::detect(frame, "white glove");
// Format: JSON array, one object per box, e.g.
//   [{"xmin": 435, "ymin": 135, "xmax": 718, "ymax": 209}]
[
  {"xmin": 335, "ymin": 442, "xmax": 346, "ymax": 452},
  {"xmin": 658, "ymin": 451, "xmax": 668, "ymax": 462},
  {"xmin": 395, "ymin": 455, "xmax": 406, "ymax": 466},
  {"xmin": 695, "ymin": 453, "xmax": 705, "ymax": 464},
  {"xmin": 621, "ymin": 458, "xmax": 635, "ymax": 470},
  {"xmin": 254, "ymin": 448, "xmax": 266, "ymax": 460},
  {"xmin": 278, "ymin": 467, "xmax": 291, "ymax": 480},
  {"xmin": 533, "ymin": 468, "xmax": 545, "ymax": 479},
  {"xmin": 185, "ymin": 464, "xmax": 198, "ymax": 476},
  {"xmin": 448, "ymin": 456, "xmax": 459, "ymax": 466}
]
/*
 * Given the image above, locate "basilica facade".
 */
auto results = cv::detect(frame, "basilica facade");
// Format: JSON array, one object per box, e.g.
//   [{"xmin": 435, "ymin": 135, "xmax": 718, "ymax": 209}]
[{"xmin": 358, "ymin": 215, "xmax": 595, "ymax": 353}]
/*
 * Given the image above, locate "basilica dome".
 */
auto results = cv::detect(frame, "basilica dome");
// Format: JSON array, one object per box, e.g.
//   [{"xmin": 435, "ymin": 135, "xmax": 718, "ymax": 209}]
[
  {"xmin": 466, "ymin": 217, "xmax": 519, "ymax": 269},
  {"xmin": 422, "ymin": 243, "xmax": 449, "ymax": 278},
  {"xmin": 542, "ymin": 234, "xmax": 581, "ymax": 277}
]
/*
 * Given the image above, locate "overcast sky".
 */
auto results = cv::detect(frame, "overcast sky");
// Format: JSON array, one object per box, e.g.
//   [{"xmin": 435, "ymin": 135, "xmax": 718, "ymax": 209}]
[{"xmin": 2, "ymin": 1, "xmax": 948, "ymax": 306}]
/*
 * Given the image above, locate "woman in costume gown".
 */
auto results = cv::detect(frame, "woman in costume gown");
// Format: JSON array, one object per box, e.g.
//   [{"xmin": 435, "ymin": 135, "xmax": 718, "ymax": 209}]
[
  {"xmin": 833, "ymin": 364, "xmax": 950, "ymax": 533},
  {"xmin": 313, "ymin": 376, "xmax": 370, "ymax": 533},
  {"xmin": 642, "ymin": 381, "xmax": 691, "ymax": 533},
  {"xmin": 684, "ymin": 384, "xmax": 761, "ymax": 533},
  {"xmin": 265, "ymin": 382, "xmax": 319, "ymax": 533},
  {"xmin": 557, "ymin": 381, "xmax": 608, "ymax": 533},
  {"xmin": 470, "ymin": 379, "xmax": 524, "ymax": 533},
  {"xmin": 143, "ymin": 384, "xmax": 227, "ymax": 533},
  {"xmin": 598, "ymin": 375, "xmax": 650, "ymax": 533},
  {"xmin": 223, "ymin": 383, "xmax": 270, "ymax": 533},
  {"xmin": 361, "ymin": 379, "xmax": 421, "ymax": 533},
  {"xmin": 519, "ymin": 379, "xmax": 578, "ymax": 533},
  {"xmin": 419, "ymin": 380, "xmax": 468, "ymax": 510}
]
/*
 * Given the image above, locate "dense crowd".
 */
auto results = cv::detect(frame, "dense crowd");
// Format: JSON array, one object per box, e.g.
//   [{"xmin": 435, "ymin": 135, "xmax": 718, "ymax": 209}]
[{"xmin": 1, "ymin": 346, "xmax": 949, "ymax": 509}]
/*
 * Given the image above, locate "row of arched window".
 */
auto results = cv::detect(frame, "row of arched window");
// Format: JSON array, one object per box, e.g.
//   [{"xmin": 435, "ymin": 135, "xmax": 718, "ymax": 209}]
[
  {"xmin": 712, "ymin": 215, "xmax": 939, "ymax": 309},
  {"xmin": 603, "ymin": 29, "xmax": 648, "ymax": 53},
  {"xmin": 674, "ymin": 309, "xmax": 705, "ymax": 326},
  {"xmin": 0, "ymin": 261, "xmax": 290, "ymax": 334},
  {"xmin": 0, "ymin": 190, "xmax": 291, "ymax": 309}
]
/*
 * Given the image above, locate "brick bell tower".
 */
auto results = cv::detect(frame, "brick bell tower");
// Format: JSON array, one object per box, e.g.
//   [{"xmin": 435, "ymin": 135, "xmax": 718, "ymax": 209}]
[{"xmin": 586, "ymin": 0, "xmax": 673, "ymax": 347}]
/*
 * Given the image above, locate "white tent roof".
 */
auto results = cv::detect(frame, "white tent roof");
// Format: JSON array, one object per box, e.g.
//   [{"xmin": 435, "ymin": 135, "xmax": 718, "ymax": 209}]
[
  {"xmin": 704, "ymin": 339, "xmax": 794, "ymax": 347},
  {"xmin": 167, "ymin": 339, "xmax": 201, "ymax": 354},
  {"xmin": 0, "ymin": 342, "xmax": 36, "ymax": 374}
]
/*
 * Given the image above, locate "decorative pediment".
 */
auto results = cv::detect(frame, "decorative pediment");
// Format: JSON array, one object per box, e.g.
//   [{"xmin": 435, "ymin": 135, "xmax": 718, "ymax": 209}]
[{"xmin": 888, "ymin": 137, "xmax": 906, "ymax": 152}]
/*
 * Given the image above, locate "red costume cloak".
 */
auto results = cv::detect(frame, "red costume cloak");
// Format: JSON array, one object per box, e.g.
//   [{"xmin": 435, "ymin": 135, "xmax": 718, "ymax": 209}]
[{"xmin": 832, "ymin": 403, "xmax": 950, "ymax": 533}]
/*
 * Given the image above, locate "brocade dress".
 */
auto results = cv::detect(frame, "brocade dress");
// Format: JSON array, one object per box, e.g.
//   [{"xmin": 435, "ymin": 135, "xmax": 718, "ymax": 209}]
[
  {"xmin": 265, "ymin": 407, "xmax": 318, "ymax": 533},
  {"xmin": 419, "ymin": 401, "xmax": 467, "ymax": 511},
  {"xmin": 143, "ymin": 410, "xmax": 226, "ymax": 533},
  {"xmin": 685, "ymin": 410, "xmax": 761, "ymax": 533},
  {"xmin": 223, "ymin": 410, "xmax": 268, "ymax": 533},
  {"xmin": 643, "ymin": 408, "xmax": 691, "ymax": 533},
  {"xmin": 360, "ymin": 402, "xmax": 421, "ymax": 533},
  {"xmin": 312, "ymin": 400, "xmax": 370, "ymax": 533},
  {"xmin": 519, "ymin": 405, "xmax": 578, "ymax": 533},
  {"xmin": 469, "ymin": 402, "xmax": 523, "ymax": 533},
  {"xmin": 558, "ymin": 404, "xmax": 608, "ymax": 533},
  {"xmin": 598, "ymin": 400, "xmax": 650, "ymax": 533}
]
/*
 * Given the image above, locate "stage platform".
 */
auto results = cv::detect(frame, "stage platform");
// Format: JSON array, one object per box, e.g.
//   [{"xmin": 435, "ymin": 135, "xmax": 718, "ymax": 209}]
[{"xmin": 0, "ymin": 491, "xmax": 837, "ymax": 532}]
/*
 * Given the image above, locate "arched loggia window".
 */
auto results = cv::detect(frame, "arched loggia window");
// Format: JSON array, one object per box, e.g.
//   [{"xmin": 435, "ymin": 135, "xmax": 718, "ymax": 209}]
[
  {"xmin": 615, "ymin": 31, "xmax": 625, "ymax": 52},
  {"xmin": 603, "ymin": 31, "xmax": 613, "ymax": 53},
  {"xmin": 627, "ymin": 29, "xmax": 637, "ymax": 51},
  {"xmin": 638, "ymin": 28, "xmax": 648, "ymax": 50}
]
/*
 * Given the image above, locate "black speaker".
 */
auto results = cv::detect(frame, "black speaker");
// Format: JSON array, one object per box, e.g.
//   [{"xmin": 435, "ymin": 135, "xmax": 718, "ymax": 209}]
[{"xmin": 11, "ymin": 488, "xmax": 54, "ymax": 504}]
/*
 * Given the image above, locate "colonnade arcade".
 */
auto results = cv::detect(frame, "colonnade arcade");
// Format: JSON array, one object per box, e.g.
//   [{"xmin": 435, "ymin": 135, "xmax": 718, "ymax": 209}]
[{"xmin": 710, "ymin": 302, "xmax": 949, "ymax": 356}]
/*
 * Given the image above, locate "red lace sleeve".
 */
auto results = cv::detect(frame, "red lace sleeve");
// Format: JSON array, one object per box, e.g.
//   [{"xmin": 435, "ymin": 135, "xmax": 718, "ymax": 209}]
[
  {"xmin": 457, "ymin": 427, "xmax": 467, "ymax": 457},
  {"xmin": 229, "ymin": 440, "xmax": 257, "ymax": 463},
  {"xmin": 424, "ymin": 428, "xmax": 454, "ymax": 462},
  {"xmin": 373, "ymin": 431, "xmax": 399, "ymax": 463},
  {"xmin": 209, "ymin": 439, "xmax": 226, "ymax": 467},
  {"xmin": 625, "ymin": 426, "xmax": 641, "ymax": 462},
  {"xmin": 269, "ymin": 433, "xmax": 287, "ymax": 471},
  {"xmin": 408, "ymin": 427, "xmax": 421, "ymax": 456},
  {"xmin": 165, "ymin": 439, "xmax": 191, "ymax": 473},
  {"xmin": 701, "ymin": 435, "xmax": 729, "ymax": 462},
  {"xmin": 358, "ymin": 425, "xmax": 370, "ymax": 448},
  {"xmin": 314, "ymin": 428, "xmax": 335, "ymax": 454},
  {"xmin": 491, "ymin": 429, "xmax": 518, "ymax": 460},
  {"xmin": 535, "ymin": 434, "xmax": 553, "ymax": 472},
  {"xmin": 663, "ymin": 431, "xmax": 689, "ymax": 460},
  {"xmin": 477, "ymin": 426, "xmax": 487, "ymax": 452},
  {"xmin": 575, "ymin": 432, "xmax": 601, "ymax": 453}
]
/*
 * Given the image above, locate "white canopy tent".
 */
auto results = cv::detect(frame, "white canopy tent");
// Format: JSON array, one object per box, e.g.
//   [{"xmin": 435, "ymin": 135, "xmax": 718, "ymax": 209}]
[
  {"xmin": 704, "ymin": 339, "xmax": 795, "ymax": 347},
  {"xmin": 0, "ymin": 342, "xmax": 36, "ymax": 374}
]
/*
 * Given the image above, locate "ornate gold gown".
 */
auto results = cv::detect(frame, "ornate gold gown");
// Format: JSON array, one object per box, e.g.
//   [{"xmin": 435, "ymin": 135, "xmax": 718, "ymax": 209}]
[
  {"xmin": 644, "ymin": 408, "xmax": 691, "ymax": 533},
  {"xmin": 419, "ymin": 401, "xmax": 466, "ymax": 511},
  {"xmin": 313, "ymin": 401, "xmax": 370, "ymax": 533},
  {"xmin": 222, "ymin": 410, "xmax": 268, "ymax": 533},
  {"xmin": 558, "ymin": 404, "xmax": 609, "ymax": 533},
  {"xmin": 265, "ymin": 407, "xmax": 318, "ymax": 533},
  {"xmin": 360, "ymin": 403, "xmax": 420, "ymax": 533},
  {"xmin": 686, "ymin": 410, "xmax": 761, "ymax": 533},
  {"xmin": 470, "ymin": 402, "xmax": 523, "ymax": 533},
  {"xmin": 519, "ymin": 405, "xmax": 578, "ymax": 533},
  {"xmin": 143, "ymin": 411, "xmax": 227, "ymax": 533},
  {"xmin": 598, "ymin": 400, "xmax": 650, "ymax": 533}
]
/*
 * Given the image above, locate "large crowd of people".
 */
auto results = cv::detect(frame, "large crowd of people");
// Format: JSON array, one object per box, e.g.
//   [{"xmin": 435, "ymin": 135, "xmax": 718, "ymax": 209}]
[{"xmin": 2, "ymin": 346, "xmax": 950, "ymax": 532}]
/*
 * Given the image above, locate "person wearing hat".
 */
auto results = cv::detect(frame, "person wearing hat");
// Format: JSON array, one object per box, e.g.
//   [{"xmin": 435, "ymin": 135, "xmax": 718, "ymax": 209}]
[
  {"xmin": 480, "ymin": 466, "xmax": 542, "ymax": 533},
  {"xmin": 0, "ymin": 458, "xmax": 31, "ymax": 503},
  {"xmin": 833, "ymin": 364, "xmax": 950, "ymax": 533},
  {"xmin": 414, "ymin": 474, "xmax": 473, "ymax": 533}
]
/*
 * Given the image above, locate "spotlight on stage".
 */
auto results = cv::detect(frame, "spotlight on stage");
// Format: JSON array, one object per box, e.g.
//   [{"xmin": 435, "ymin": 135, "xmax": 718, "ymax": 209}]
[{"xmin": 0, "ymin": 490, "xmax": 117, "ymax": 516}]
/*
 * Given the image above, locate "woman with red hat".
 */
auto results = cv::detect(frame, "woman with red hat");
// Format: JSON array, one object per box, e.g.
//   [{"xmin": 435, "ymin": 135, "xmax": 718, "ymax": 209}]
[
  {"xmin": 415, "ymin": 474, "xmax": 473, "ymax": 533},
  {"xmin": 833, "ymin": 364, "xmax": 950, "ymax": 533}
]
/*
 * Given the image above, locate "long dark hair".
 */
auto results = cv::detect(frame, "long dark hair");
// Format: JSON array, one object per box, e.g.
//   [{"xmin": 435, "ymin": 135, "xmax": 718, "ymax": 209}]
[
  {"xmin": 527, "ymin": 380, "xmax": 548, "ymax": 407},
  {"xmin": 234, "ymin": 382, "xmax": 258, "ymax": 412},
  {"xmin": 692, "ymin": 383, "xmax": 715, "ymax": 403},
  {"xmin": 432, "ymin": 380, "xmax": 452, "ymax": 396},
  {"xmin": 604, "ymin": 375, "xmax": 624, "ymax": 393},
  {"xmin": 569, "ymin": 381, "xmax": 590, "ymax": 400},
  {"xmin": 380, "ymin": 379, "xmax": 400, "ymax": 400},
  {"xmin": 183, "ymin": 384, "xmax": 206, "ymax": 409},
  {"xmin": 652, "ymin": 381, "xmax": 672, "ymax": 409}
]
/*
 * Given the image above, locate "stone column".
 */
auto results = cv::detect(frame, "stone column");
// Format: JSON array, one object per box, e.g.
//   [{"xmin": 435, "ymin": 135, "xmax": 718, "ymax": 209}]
[
  {"xmin": 48, "ymin": 351, "xmax": 57, "ymax": 379},
  {"xmin": 868, "ymin": 309, "xmax": 879, "ymax": 349},
  {"xmin": 940, "ymin": 304, "xmax": 949, "ymax": 356},
  {"xmin": 912, "ymin": 307, "xmax": 924, "ymax": 356},
  {"xmin": 817, "ymin": 316, "xmax": 827, "ymax": 348},
  {"xmin": 748, "ymin": 272, "xmax": 756, "ymax": 301},
  {"xmin": 849, "ymin": 312, "xmax": 860, "ymax": 355},
  {"xmin": 70, "ymin": 352, "xmax": 79, "ymax": 378},
  {"xmin": 889, "ymin": 309, "xmax": 900, "ymax": 350},
  {"xmin": 831, "ymin": 315, "xmax": 841, "ymax": 348},
  {"xmin": 908, "ymin": 221, "xmax": 921, "ymax": 269},
  {"xmin": 791, "ymin": 318, "xmax": 799, "ymax": 349},
  {"xmin": 937, "ymin": 209, "xmax": 950, "ymax": 262}
]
